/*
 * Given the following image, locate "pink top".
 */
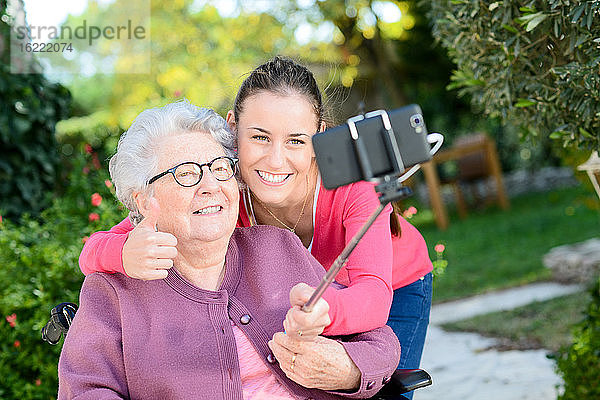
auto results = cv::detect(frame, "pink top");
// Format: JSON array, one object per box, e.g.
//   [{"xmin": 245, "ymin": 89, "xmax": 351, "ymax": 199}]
[{"xmin": 231, "ymin": 321, "xmax": 295, "ymax": 399}]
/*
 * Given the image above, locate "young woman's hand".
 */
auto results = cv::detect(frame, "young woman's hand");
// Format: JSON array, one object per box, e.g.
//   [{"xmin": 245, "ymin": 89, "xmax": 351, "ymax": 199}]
[
  {"xmin": 283, "ymin": 283, "xmax": 331, "ymax": 341},
  {"xmin": 122, "ymin": 198, "xmax": 177, "ymax": 280}
]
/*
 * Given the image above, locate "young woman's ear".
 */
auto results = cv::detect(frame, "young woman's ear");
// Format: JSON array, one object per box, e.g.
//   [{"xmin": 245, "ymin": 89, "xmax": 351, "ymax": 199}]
[
  {"xmin": 226, "ymin": 110, "xmax": 236, "ymax": 132},
  {"xmin": 319, "ymin": 121, "xmax": 327, "ymax": 133},
  {"xmin": 311, "ymin": 121, "xmax": 327, "ymax": 158}
]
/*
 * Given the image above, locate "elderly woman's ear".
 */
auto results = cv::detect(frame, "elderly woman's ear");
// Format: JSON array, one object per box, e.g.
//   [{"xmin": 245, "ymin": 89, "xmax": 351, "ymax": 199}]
[{"xmin": 133, "ymin": 192, "xmax": 160, "ymax": 230}]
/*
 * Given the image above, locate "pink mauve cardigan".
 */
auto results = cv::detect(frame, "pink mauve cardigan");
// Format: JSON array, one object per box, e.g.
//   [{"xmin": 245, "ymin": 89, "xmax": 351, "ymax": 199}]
[
  {"xmin": 62, "ymin": 226, "xmax": 401, "ymax": 399},
  {"xmin": 238, "ymin": 180, "xmax": 433, "ymax": 336}
]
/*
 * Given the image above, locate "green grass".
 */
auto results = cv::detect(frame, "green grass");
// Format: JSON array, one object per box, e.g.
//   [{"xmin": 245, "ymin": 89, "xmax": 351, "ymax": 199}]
[
  {"xmin": 441, "ymin": 292, "xmax": 592, "ymax": 352},
  {"xmin": 413, "ymin": 185, "xmax": 600, "ymax": 302}
]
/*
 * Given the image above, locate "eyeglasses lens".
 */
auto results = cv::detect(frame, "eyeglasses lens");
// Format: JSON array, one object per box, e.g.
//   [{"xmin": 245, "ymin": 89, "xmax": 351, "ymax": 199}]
[
  {"xmin": 210, "ymin": 158, "xmax": 235, "ymax": 181},
  {"xmin": 174, "ymin": 163, "xmax": 202, "ymax": 186}
]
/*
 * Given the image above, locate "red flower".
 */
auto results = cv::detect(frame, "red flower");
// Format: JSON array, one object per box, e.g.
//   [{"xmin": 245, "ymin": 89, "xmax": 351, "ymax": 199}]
[
  {"xmin": 0, "ymin": 214, "xmax": 3, "ymax": 224},
  {"xmin": 85, "ymin": 144, "xmax": 93, "ymax": 154},
  {"xmin": 14, "ymin": 340, "xmax": 20, "ymax": 348},
  {"xmin": 6, "ymin": 313, "xmax": 16, "ymax": 328},
  {"xmin": 92, "ymin": 153, "xmax": 101, "ymax": 170},
  {"xmin": 82, "ymin": 236, "xmax": 89, "ymax": 244},
  {"xmin": 435, "ymin": 244, "xmax": 445, "ymax": 253},
  {"xmin": 35, "ymin": 379, "xmax": 41, "ymax": 386},
  {"xmin": 82, "ymin": 166, "xmax": 90, "ymax": 175},
  {"xmin": 91, "ymin": 193, "xmax": 102, "ymax": 207},
  {"xmin": 88, "ymin": 213, "xmax": 100, "ymax": 222},
  {"xmin": 173, "ymin": 90, "xmax": 182, "ymax": 97},
  {"xmin": 104, "ymin": 179, "xmax": 113, "ymax": 188}
]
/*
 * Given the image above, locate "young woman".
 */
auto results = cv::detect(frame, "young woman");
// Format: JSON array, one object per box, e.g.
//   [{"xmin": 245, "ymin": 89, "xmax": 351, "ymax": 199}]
[{"xmin": 80, "ymin": 57, "xmax": 432, "ymax": 391}]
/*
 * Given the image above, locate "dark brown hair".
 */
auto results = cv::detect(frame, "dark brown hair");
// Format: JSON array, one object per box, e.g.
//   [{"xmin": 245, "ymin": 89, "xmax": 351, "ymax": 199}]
[{"xmin": 233, "ymin": 56, "xmax": 325, "ymax": 129}]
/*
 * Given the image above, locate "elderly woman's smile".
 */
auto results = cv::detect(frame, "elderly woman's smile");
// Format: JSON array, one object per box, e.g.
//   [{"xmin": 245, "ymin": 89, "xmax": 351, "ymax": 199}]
[
  {"xmin": 193, "ymin": 205, "xmax": 222, "ymax": 215},
  {"xmin": 142, "ymin": 131, "xmax": 240, "ymax": 244}
]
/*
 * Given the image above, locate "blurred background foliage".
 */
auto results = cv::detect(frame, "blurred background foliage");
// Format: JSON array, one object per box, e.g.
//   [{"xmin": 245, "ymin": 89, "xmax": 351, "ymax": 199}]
[
  {"xmin": 428, "ymin": 0, "xmax": 600, "ymax": 151},
  {"xmin": 50, "ymin": 0, "xmax": 578, "ymax": 178},
  {"xmin": 0, "ymin": 1, "xmax": 71, "ymax": 219},
  {"xmin": 1, "ymin": 0, "xmax": 599, "ymax": 398}
]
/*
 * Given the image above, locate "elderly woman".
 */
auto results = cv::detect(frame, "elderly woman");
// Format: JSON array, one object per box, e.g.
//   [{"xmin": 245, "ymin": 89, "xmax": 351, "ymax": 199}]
[{"xmin": 58, "ymin": 101, "xmax": 400, "ymax": 399}]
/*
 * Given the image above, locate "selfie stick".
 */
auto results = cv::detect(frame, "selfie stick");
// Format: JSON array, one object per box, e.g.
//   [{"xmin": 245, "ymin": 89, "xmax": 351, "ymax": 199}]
[{"xmin": 302, "ymin": 111, "xmax": 443, "ymax": 313}]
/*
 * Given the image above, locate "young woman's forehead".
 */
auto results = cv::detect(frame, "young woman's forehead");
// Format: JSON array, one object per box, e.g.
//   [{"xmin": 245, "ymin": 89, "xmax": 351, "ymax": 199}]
[{"xmin": 239, "ymin": 92, "xmax": 319, "ymax": 128}]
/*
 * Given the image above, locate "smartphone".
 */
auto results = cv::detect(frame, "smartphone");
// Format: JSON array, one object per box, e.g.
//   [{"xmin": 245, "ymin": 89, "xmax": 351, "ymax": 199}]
[{"xmin": 312, "ymin": 104, "xmax": 431, "ymax": 190}]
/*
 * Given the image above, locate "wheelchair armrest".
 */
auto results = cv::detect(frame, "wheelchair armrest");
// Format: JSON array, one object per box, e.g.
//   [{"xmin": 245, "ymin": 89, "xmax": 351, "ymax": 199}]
[
  {"xmin": 371, "ymin": 368, "xmax": 432, "ymax": 399},
  {"xmin": 41, "ymin": 302, "xmax": 78, "ymax": 345}
]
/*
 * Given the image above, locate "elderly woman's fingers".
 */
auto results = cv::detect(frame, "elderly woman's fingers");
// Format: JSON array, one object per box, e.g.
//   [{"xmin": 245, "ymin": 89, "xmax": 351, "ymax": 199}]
[
  {"xmin": 269, "ymin": 335, "xmax": 305, "ymax": 381},
  {"xmin": 272, "ymin": 333, "xmax": 361, "ymax": 391},
  {"xmin": 268, "ymin": 337, "xmax": 291, "ymax": 362},
  {"xmin": 271, "ymin": 331, "xmax": 303, "ymax": 354}
]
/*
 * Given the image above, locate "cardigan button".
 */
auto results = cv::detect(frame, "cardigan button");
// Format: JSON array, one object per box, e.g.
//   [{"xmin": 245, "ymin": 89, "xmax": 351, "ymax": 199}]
[
  {"xmin": 382, "ymin": 376, "xmax": 391, "ymax": 385},
  {"xmin": 240, "ymin": 314, "xmax": 251, "ymax": 325},
  {"xmin": 266, "ymin": 353, "xmax": 276, "ymax": 364},
  {"xmin": 366, "ymin": 380, "xmax": 375, "ymax": 390}
]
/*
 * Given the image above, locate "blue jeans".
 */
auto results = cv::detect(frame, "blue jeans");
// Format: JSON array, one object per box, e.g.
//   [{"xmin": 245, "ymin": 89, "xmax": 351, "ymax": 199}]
[{"xmin": 386, "ymin": 272, "xmax": 432, "ymax": 400}]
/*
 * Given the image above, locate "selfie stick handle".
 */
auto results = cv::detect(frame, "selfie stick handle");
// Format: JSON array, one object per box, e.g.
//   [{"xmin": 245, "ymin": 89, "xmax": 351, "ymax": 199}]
[{"xmin": 302, "ymin": 202, "xmax": 387, "ymax": 313}]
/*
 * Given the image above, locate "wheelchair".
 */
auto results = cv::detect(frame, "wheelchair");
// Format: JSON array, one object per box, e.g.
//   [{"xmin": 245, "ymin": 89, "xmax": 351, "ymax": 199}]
[{"xmin": 44, "ymin": 303, "xmax": 431, "ymax": 399}]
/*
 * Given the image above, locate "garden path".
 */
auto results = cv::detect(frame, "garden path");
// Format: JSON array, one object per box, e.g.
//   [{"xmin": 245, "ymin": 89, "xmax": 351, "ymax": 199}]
[{"xmin": 416, "ymin": 282, "xmax": 582, "ymax": 400}]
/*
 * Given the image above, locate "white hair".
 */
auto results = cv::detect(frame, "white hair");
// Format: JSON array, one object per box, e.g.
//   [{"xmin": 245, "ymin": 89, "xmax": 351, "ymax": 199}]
[{"xmin": 109, "ymin": 100, "xmax": 236, "ymax": 224}]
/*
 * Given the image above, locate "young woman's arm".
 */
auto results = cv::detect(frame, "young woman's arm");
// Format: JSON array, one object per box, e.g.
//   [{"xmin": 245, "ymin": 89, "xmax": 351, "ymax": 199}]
[
  {"xmin": 317, "ymin": 181, "xmax": 395, "ymax": 336},
  {"xmin": 79, "ymin": 217, "xmax": 133, "ymax": 275}
]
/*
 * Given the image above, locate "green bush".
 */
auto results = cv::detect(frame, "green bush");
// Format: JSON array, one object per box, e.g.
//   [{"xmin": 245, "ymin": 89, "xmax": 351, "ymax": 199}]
[
  {"xmin": 555, "ymin": 278, "xmax": 600, "ymax": 399},
  {"xmin": 426, "ymin": 0, "xmax": 600, "ymax": 151},
  {"xmin": 0, "ymin": 146, "xmax": 127, "ymax": 399},
  {"xmin": 0, "ymin": 63, "xmax": 72, "ymax": 218}
]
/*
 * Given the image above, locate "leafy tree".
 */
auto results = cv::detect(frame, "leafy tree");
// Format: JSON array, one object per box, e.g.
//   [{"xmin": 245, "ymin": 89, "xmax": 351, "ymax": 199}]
[
  {"xmin": 426, "ymin": 0, "xmax": 600, "ymax": 151},
  {"xmin": 56, "ymin": 0, "xmax": 322, "ymax": 152},
  {"xmin": 0, "ymin": 0, "xmax": 71, "ymax": 218},
  {"xmin": 264, "ymin": 1, "xmax": 467, "ymax": 123}
]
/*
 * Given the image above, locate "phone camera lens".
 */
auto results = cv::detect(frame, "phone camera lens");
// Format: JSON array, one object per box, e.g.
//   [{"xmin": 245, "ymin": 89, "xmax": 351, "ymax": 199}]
[{"xmin": 410, "ymin": 114, "xmax": 424, "ymax": 128}]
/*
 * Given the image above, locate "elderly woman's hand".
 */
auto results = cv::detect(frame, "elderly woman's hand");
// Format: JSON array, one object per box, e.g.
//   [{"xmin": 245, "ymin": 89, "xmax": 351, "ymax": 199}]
[
  {"xmin": 268, "ymin": 332, "xmax": 361, "ymax": 391},
  {"xmin": 122, "ymin": 198, "xmax": 178, "ymax": 280},
  {"xmin": 283, "ymin": 283, "xmax": 331, "ymax": 341}
]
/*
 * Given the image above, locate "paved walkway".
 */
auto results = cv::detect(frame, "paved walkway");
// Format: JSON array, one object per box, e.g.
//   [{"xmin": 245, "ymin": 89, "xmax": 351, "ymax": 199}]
[{"xmin": 416, "ymin": 282, "xmax": 583, "ymax": 400}]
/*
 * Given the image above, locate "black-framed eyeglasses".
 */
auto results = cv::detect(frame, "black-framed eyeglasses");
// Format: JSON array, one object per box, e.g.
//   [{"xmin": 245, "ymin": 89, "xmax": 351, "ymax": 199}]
[{"xmin": 148, "ymin": 156, "xmax": 238, "ymax": 187}]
